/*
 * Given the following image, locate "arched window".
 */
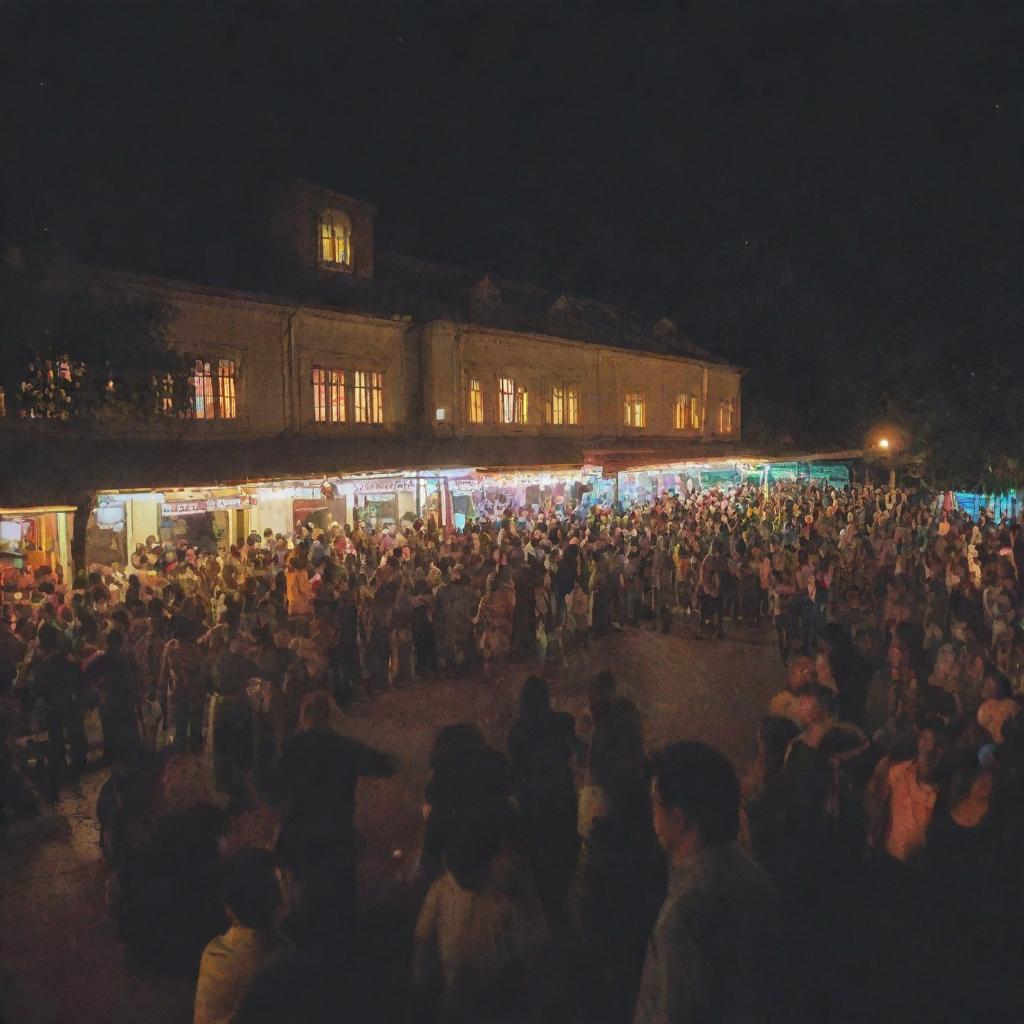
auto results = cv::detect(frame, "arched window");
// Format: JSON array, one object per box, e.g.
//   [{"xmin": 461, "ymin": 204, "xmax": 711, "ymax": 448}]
[{"xmin": 319, "ymin": 208, "xmax": 353, "ymax": 269}]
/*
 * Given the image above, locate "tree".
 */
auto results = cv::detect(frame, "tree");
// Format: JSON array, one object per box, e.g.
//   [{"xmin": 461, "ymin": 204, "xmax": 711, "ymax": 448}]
[{"xmin": 0, "ymin": 253, "xmax": 187, "ymax": 421}]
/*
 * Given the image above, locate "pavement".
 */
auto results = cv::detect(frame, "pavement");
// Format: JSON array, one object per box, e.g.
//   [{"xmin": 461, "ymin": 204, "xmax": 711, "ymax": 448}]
[{"xmin": 0, "ymin": 615, "xmax": 784, "ymax": 1024}]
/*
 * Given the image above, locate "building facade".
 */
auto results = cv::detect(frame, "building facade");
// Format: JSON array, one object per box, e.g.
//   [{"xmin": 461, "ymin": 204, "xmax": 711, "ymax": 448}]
[{"xmin": 0, "ymin": 180, "xmax": 743, "ymax": 574}]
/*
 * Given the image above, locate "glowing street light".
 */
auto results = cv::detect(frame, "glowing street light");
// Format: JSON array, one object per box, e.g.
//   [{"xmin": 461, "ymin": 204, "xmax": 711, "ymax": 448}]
[{"xmin": 878, "ymin": 438, "xmax": 890, "ymax": 450}]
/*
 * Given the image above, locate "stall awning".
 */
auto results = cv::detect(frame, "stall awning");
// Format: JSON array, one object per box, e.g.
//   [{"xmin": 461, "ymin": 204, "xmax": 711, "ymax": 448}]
[{"xmin": 0, "ymin": 505, "xmax": 77, "ymax": 515}]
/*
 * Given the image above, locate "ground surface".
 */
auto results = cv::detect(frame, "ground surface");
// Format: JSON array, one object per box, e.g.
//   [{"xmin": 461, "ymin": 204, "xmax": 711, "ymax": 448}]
[{"xmin": 0, "ymin": 617, "xmax": 784, "ymax": 1024}]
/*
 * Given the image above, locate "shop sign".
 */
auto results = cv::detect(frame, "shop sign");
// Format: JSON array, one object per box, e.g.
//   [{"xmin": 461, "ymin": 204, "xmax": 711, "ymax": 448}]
[
  {"xmin": 449, "ymin": 473, "xmax": 579, "ymax": 494},
  {"xmin": 161, "ymin": 496, "xmax": 257, "ymax": 517},
  {"xmin": 351, "ymin": 477, "xmax": 417, "ymax": 495}
]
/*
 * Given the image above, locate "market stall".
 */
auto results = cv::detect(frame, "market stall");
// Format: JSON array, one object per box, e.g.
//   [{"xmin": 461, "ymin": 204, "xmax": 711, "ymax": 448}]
[{"xmin": 0, "ymin": 505, "xmax": 74, "ymax": 588}]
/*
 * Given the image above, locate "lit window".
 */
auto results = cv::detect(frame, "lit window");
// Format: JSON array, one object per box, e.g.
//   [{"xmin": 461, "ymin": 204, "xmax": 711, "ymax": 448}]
[
  {"xmin": 218, "ymin": 360, "xmax": 237, "ymax": 419},
  {"xmin": 565, "ymin": 383, "xmax": 580, "ymax": 425},
  {"xmin": 155, "ymin": 373, "xmax": 175, "ymax": 415},
  {"xmin": 674, "ymin": 394, "xmax": 687, "ymax": 431},
  {"xmin": 516, "ymin": 384, "xmax": 528, "ymax": 424},
  {"xmin": 498, "ymin": 376, "xmax": 527, "ymax": 424},
  {"xmin": 690, "ymin": 394, "xmax": 701, "ymax": 430},
  {"xmin": 624, "ymin": 391, "xmax": 645, "ymax": 428},
  {"xmin": 193, "ymin": 360, "xmax": 215, "ymax": 420},
  {"xmin": 718, "ymin": 399, "xmax": 735, "ymax": 435},
  {"xmin": 546, "ymin": 381, "xmax": 580, "ymax": 426},
  {"xmin": 550, "ymin": 384, "xmax": 565, "ymax": 425},
  {"xmin": 468, "ymin": 378, "xmax": 484, "ymax": 423},
  {"xmin": 499, "ymin": 376, "xmax": 515, "ymax": 423},
  {"xmin": 354, "ymin": 370, "xmax": 384, "ymax": 424},
  {"xmin": 319, "ymin": 208, "xmax": 353, "ymax": 269},
  {"xmin": 192, "ymin": 358, "xmax": 237, "ymax": 420},
  {"xmin": 725, "ymin": 398, "xmax": 735, "ymax": 434},
  {"xmin": 313, "ymin": 366, "xmax": 346, "ymax": 423},
  {"xmin": 0, "ymin": 387, "xmax": 5, "ymax": 417}
]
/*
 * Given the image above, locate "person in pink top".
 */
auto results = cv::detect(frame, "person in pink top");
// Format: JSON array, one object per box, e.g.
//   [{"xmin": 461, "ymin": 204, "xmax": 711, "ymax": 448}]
[{"xmin": 866, "ymin": 719, "xmax": 947, "ymax": 863}]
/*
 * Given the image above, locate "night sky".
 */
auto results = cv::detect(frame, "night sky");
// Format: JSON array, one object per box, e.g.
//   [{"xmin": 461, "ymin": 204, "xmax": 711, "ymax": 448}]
[{"xmin": 3, "ymin": 0, "xmax": 1023, "ymax": 446}]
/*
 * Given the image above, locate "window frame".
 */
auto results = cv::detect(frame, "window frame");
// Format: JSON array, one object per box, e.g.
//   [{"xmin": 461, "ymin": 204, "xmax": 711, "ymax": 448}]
[
  {"xmin": 312, "ymin": 366, "xmax": 347, "ymax": 424},
  {"xmin": 318, "ymin": 208, "xmax": 353, "ymax": 271},
  {"xmin": 467, "ymin": 377, "xmax": 484, "ymax": 424},
  {"xmin": 545, "ymin": 380, "xmax": 581, "ymax": 427},
  {"xmin": 353, "ymin": 369, "xmax": 384, "ymax": 425},
  {"xmin": 191, "ymin": 357, "xmax": 237, "ymax": 421},
  {"xmin": 498, "ymin": 375, "xmax": 515, "ymax": 424},
  {"xmin": 623, "ymin": 390, "xmax": 646, "ymax": 429},
  {"xmin": 674, "ymin": 393, "xmax": 687, "ymax": 431}
]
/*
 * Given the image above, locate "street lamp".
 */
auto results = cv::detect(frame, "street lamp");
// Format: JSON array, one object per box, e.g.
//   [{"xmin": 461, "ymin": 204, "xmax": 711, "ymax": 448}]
[{"xmin": 878, "ymin": 437, "xmax": 890, "ymax": 451}]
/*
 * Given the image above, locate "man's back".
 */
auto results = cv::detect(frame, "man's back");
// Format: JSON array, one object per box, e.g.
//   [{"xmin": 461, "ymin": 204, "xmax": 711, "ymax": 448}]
[
  {"xmin": 634, "ymin": 843, "xmax": 781, "ymax": 1024},
  {"xmin": 280, "ymin": 726, "xmax": 392, "ymax": 827}
]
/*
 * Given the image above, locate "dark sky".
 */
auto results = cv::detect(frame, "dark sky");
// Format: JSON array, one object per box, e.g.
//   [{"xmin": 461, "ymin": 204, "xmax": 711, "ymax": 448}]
[{"xmin": 4, "ymin": 0, "xmax": 1023, "ymax": 440}]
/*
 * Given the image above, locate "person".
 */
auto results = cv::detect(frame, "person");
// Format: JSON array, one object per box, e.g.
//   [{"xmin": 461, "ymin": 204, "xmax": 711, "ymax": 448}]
[
  {"xmin": 434, "ymin": 565, "xmax": 476, "ymax": 675},
  {"xmin": 976, "ymin": 669, "xmax": 1020, "ymax": 744},
  {"xmin": 413, "ymin": 802, "xmax": 547, "ymax": 1024},
  {"xmin": 84, "ymin": 628, "xmax": 141, "ymax": 763},
  {"xmin": 30, "ymin": 622, "xmax": 87, "ymax": 799},
  {"xmin": 740, "ymin": 715, "xmax": 800, "ymax": 880},
  {"xmin": 697, "ymin": 543, "xmax": 725, "ymax": 639},
  {"xmin": 194, "ymin": 848, "xmax": 291, "ymax": 1024},
  {"xmin": 474, "ymin": 570, "xmax": 515, "ymax": 675},
  {"xmin": 768, "ymin": 655, "xmax": 816, "ymax": 724},
  {"xmin": 634, "ymin": 742, "xmax": 781, "ymax": 1024},
  {"xmin": 506, "ymin": 676, "xmax": 581, "ymax": 926},
  {"xmin": 420, "ymin": 724, "xmax": 514, "ymax": 889},
  {"xmin": 276, "ymin": 692, "xmax": 393, "ymax": 949},
  {"xmin": 573, "ymin": 674, "xmax": 656, "ymax": 1021},
  {"xmin": 211, "ymin": 619, "xmax": 260, "ymax": 798},
  {"xmin": 865, "ymin": 718, "xmax": 948, "ymax": 863},
  {"xmin": 160, "ymin": 615, "xmax": 208, "ymax": 754}
]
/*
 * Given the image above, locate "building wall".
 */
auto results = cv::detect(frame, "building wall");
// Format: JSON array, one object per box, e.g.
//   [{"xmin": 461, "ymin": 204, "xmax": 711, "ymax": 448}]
[
  {"xmin": 29, "ymin": 270, "xmax": 740, "ymax": 451},
  {"xmin": 423, "ymin": 322, "xmax": 742, "ymax": 443},
  {"xmin": 292, "ymin": 308, "xmax": 416, "ymax": 435}
]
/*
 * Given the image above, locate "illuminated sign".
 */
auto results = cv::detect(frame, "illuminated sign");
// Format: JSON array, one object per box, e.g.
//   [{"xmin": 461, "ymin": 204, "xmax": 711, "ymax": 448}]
[
  {"xmin": 351, "ymin": 478, "xmax": 417, "ymax": 495},
  {"xmin": 160, "ymin": 496, "xmax": 257, "ymax": 517}
]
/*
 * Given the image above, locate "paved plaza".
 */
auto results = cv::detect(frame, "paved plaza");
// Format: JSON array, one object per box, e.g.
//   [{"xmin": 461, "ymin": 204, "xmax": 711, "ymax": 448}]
[{"xmin": 0, "ymin": 621, "xmax": 784, "ymax": 1024}]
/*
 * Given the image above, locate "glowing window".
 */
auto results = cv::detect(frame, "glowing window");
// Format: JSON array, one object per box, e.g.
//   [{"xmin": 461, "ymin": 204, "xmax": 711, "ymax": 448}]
[
  {"xmin": 624, "ymin": 391, "xmax": 645, "ymax": 428},
  {"xmin": 546, "ymin": 381, "xmax": 580, "ymax": 426},
  {"xmin": 550, "ymin": 384, "xmax": 565, "ymax": 425},
  {"xmin": 690, "ymin": 394, "xmax": 701, "ymax": 430},
  {"xmin": 499, "ymin": 376, "xmax": 515, "ymax": 423},
  {"xmin": 718, "ymin": 399, "xmax": 735, "ymax": 435},
  {"xmin": 565, "ymin": 383, "xmax": 580, "ymax": 425},
  {"xmin": 354, "ymin": 370, "xmax": 384, "ymax": 424},
  {"xmin": 725, "ymin": 398, "xmax": 735, "ymax": 434},
  {"xmin": 217, "ymin": 360, "xmax": 237, "ymax": 419},
  {"xmin": 192, "ymin": 360, "xmax": 215, "ymax": 420},
  {"xmin": 192, "ymin": 358, "xmax": 236, "ymax": 419},
  {"xmin": 674, "ymin": 393, "xmax": 687, "ymax": 431},
  {"xmin": 498, "ymin": 376, "xmax": 527, "ymax": 424},
  {"xmin": 468, "ymin": 378, "xmax": 484, "ymax": 423},
  {"xmin": 516, "ymin": 384, "xmax": 528, "ymax": 424},
  {"xmin": 155, "ymin": 373, "xmax": 175, "ymax": 415},
  {"xmin": 313, "ymin": 366, "xmax": 346, "ymax": 423},
  {"xmin": 319, "ymin": 208, "xmax": 352, "ymax": 269}
]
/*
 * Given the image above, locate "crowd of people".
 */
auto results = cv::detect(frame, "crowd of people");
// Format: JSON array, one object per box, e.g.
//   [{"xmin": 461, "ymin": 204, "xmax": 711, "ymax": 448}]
[{"xmin": 2, "ymin": 477, "xmax": 1024, "ymax": 1021}]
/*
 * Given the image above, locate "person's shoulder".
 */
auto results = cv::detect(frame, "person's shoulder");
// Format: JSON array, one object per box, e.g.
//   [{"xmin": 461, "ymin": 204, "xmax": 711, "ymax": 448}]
[{"xmin": 200, "ymin": 932, "xmax": 232, "ymax": 963}]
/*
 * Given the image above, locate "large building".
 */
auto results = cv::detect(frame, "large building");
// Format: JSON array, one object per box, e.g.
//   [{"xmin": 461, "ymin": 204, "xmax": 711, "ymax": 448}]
[{"xmin": 0, "ymin": 180, "xmax": 744, "ymax": 575}]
